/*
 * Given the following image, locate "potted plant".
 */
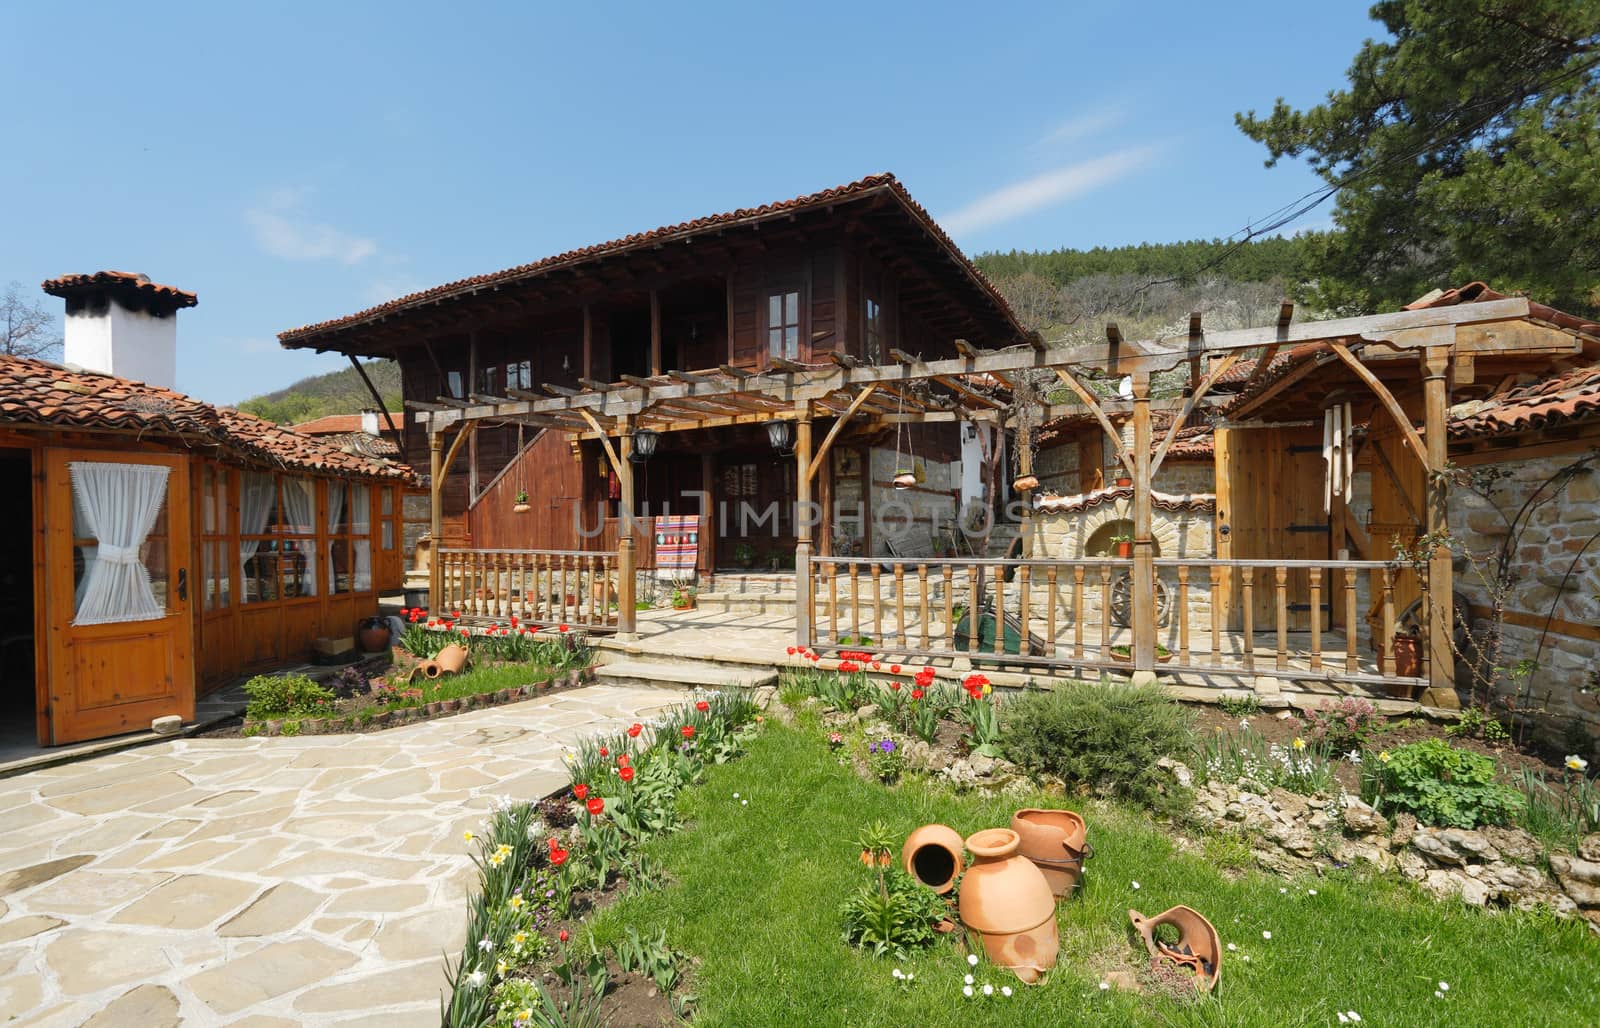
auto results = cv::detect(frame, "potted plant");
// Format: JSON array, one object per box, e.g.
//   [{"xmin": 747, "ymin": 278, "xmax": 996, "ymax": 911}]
[
  {"xmin": 1113, "ymin": 471, "xmax": 1132, "ymax": 487},
  {"xmin": 1013, "ymin": 473, "xmax": 1039, "ymax": 492},
  {"xmin": 671, "ymin": 583, "xmax": 697, "ymax": 610},
  {"xmin": 1392, "ymin": 629, "xmax": 1421, "ymax": 681},
  {"xmin": 733, "ymin": 542, "xmax": 757, "ymax": 568},
  {"xmin": 358, "ymin": 615, "xmax": 391, "ymax": 653},
  {"xmin": 1109, "ymin": 643, "xmax": 1172, "ymax": 663},
  {"xmin": 1110, "ymin": 532, "xmax": 1134, "ymax": 558},
  {"xmin": 893, "ymin": 468, "xmax": 917, "ymax": 489},
  {"xmin": 512, "ymin": 490, "xmax": 530, "ymax": 514}
]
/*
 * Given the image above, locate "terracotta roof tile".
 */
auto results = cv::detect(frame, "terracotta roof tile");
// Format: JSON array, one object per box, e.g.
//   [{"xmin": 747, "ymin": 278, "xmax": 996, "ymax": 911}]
[
  {"xmin": 278, "ymin": 173, "xmax": 1023, "ymax": 345},
  {"xmin": 290, "ymin": 414, "xmax": 371, "ymax": 435},
  {"xmin": 0, "ymin": 355, "xmax": 410, "ymax": 480},
  {"xmin": 41, "ymin": 270, "xmax": 197, "ymax": 309},
  {"xmin": 1405, "ymin": 281, "xmax": 1600, "ymax": 337},
  {"xmin": 1036, "ymin": 486, "xmax": 1216, "ymax": 514},
  {"xmin": 1449, "ymin": 364, "xmax": 1600, "ymax": 438}
]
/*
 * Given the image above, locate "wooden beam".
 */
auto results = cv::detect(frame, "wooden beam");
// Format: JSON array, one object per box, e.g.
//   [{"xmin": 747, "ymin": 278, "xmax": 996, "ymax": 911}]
[
  {"xmin": 1053, "ymin": 368, "xmax": 1136, "ymax": 478},
  {"xmin": 806, "ymin": 386, "xmax": 879, "ymax": 483},
  {"xmin": 953, "ymin": 339, "xmax": 980, "ymax": 358},
  {"xmin": 619, "ymin": 374, "xmax": 654, "ymax": 389},
  {"xmin": 582, "ymin": 303, "xmax": 593, "ymax": 381},
  {"xmin": 1421, "ymin": 346, "xmax": 1456, "ymax": 702},
  {"xmin": 933, "ymin": 375, "xmax": 1006, "ymax": 409},
  {"xmin": 1277, "ymin": 301, "xmax": 1295, "ymax": 329},
  {"xmin": 649, "ymin": 289, "xmax": 662, "ymax": 376},
  {"xmin": 540, "ymin": 383, "xmax": 580, "ymax": 398},
  {"xmin": 1327, "ymin": 341, "xmax": 1431, "ymax": 468},
  {"xmin": 1150, "ymin": 350, "xmax": 1243, "ymax": 476},
  {"xmin": 667, "ymin": 369, "xmax": 718, "ymax": 386},
  {"xmin": 577, "ymin": 409, "xmax": 624, "ymax": 477},
  {"xmin": 576, "ymin": 377, "xmax": 611, "ymax": 392},
  {"xmin": 347, "ymin": 355, "xmax": 403, "ymax": 458}
]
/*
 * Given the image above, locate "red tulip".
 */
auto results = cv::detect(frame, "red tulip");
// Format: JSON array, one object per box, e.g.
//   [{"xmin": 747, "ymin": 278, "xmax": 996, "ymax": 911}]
[
  {"xmin": 586, "ymin": 796, "xmax": 605, "ymax": 816},
  {"xmin": 559, "ymin": 929, "xmax": 569, "ymax": 942},
  {"xmin": 681, "ymin": 725, "xmax": 695, "ymax": 739},
  {"xmin": 510, "ymin": 615, "xmax": 520, "ymax": 627},
  {"xmin": 890, "ymin": 664, "xmax": 901, "ymax": 674},
  {"xmin": 573, "ymin": 783, "xmax": 589, "ymax": 800},
  {"xmin": 550, "ymin": 847, "xmax": 569, "ymax": 867},
  {"xmin": 451, "ymin": 610, "xmax": 461, "ymax": 619},
  {"xmin": 619, "ymin": 766, "xmax": 636, "ymax": 783},
  {"xmin": 617, "ymin": 753, "xmax": 630, "ymax": 767},
  {"xmin": 890, "ymin": 681, "xmax": 901, "ymax": 691},
  {"xmin": 627, "ymin": 723, "xmax": 642, "ymax": 738},
  {"xmin": 786, "ymin": 645, "xmax": 797, "ymax": 655},
  {"xmin": 911, "ymin": 688, "xmax": 924, "ymax": 700},
  {"xmin": 559, "ymin": 624, "xmax": 570, "ymax": 633},
  {"xmin": 695, "ymin": 700, "xmax": 710, "ymax": 712},
  {"xmin": 599, "ymin": 747, "xmax": 608, "ymax": 757}
]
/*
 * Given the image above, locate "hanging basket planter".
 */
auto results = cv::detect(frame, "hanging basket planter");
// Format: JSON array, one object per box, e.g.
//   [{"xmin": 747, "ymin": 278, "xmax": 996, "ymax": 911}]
[
  {"xmin": 1012, "ymin": 474, "xmax": 1039, "ymax": 492},
  {"xmin": 512, "ymin": 490, "xmax": 530, "ymax": 514},
  {"xmin": 893, "ymin": 470, "xmax": 917, "ymax": 489}
]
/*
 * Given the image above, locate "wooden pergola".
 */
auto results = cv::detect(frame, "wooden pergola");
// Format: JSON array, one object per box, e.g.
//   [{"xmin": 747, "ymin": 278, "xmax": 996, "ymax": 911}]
[{"xmin": 420, "ymin": 295, "xmax": 1573, "ymax": 693}]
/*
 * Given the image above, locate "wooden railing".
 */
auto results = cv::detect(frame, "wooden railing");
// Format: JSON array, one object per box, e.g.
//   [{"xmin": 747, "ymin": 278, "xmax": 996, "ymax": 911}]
[
  {"xmin": 806, "ymin": 555, "xmax": 1428, "ymax": 694},
  {"xmin": 437, "ymin": 548, "xmax": 621, "ymax": 631}
]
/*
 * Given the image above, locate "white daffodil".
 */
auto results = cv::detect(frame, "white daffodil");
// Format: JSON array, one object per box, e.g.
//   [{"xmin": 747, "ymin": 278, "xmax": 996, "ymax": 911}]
[
  {"xmin": 478, "ymin": 938, "xmax": 494, "ymax": 952},
  {"xmin": 1566, "ymin": 755, "xmax": 1589, "ymax": 772},
  {"xmin": 1347, "ymin": 750, "xmax": 1362, "ymax": 764},
  {"xmin": 465, "ymin": 969, "xmax": 486, "ymax": 988}
]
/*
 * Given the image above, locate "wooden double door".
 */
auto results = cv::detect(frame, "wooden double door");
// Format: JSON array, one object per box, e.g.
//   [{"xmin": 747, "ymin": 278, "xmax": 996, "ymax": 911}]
[{"xmin": 713, "ymin": 451, "xmax": 797, "ymax": 569}]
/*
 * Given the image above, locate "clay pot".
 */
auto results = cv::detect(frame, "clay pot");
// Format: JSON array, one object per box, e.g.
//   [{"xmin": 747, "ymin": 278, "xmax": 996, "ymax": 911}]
[
  {"xmin": 434, "ymin": 644, "xmax": 469, "ymax": 676},
  {"xmin": 957, "ymin": 828, "xmax": 1059, "ymax": 984},
  {"xmin": 902, "ymin": 823, "xmax": 965, "ymax": 894},
  {"xmin": 1129, "ymin": 905, "xmax": 1222, "ymax": 992},
  {"xmin": 1114, "ymin": 476, "xmax": 1132, "ymax": 487},
  {"xmin": 1012, "ymin": 474, "xmax": 1039, "ymax": 492},
  {"xmin": 1010, "ymin": 808, "xmax": 1090, "ymax": 898},
  {"xmin": 893, "ymin": 470, "xmax": 917, "ymax": 489},
  {"xmin": 513, "ymin": 502, "xmax": 531, "ymax": 514},
  {"xmin": 1115, "ymin": 541, "xmax": 1133, "ymax": 558},
  {"xmin": 1392, "ymin": 632, "xmax": 1421, "ymax": 682},
  {"xmin": 358, "ymin": 617, "xmax": 391, "ymax": 653}
]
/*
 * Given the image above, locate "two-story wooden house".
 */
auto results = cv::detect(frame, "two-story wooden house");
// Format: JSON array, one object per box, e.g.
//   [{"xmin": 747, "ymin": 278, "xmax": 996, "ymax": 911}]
[{"xmin": 279, "ymin": 175, "xmax": 1028, "ymax": 581}]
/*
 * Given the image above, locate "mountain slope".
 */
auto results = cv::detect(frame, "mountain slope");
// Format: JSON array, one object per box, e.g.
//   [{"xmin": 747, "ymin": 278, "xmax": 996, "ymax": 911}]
[{"xmin": 236, "ymin": 360, "xmax": 401, "ymax": 425}]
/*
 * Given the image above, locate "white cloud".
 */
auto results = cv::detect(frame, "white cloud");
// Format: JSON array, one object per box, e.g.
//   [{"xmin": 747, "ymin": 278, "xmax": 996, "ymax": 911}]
[
  {"xmin": 245, "ymin": 188, "xmax": 378, "ymax": 265},
  {"xmin": 941, "ymin": 146, "xmax": 1163, "ymax": 236},
  {"xmin": 1037, "ymin": 108, "xmax": 1124, "ymax": 147}
]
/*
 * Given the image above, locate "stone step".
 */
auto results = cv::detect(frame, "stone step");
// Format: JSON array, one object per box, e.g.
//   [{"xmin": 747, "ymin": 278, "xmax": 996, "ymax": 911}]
[
  {"xmin": 694, "ymin": 592, "xmax": 796, "ymax": 615},
  {"xmin": 594, "ymin": 659, "xmax": 778, "ymax": 692}
]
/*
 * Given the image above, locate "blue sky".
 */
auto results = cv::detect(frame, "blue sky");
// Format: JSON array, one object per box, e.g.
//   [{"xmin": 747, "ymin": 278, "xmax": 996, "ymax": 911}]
[{"xmin": 1, "ymin": 1, "xmax": 1378, "ymax": 405}]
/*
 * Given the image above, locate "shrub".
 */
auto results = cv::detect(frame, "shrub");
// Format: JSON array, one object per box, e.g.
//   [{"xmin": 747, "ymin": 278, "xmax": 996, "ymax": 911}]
[
  {"xmin": 1447, "ymin": 704, "xmax": 1510, "ymax": 744},
  {"xmin": 1299, "ymin": 696, "xmax": 1385, "ymax": 750},
  {"xmin": 1001, "ymin": 681, "xmax": 1194, "ymax": 814},
  {"xmin": 840, "ymin": 867, "xmax": 949, "ymax": 959},
  {"xmin": 1365, "ymin": 738, "xmax": 1524, "ymax": 828},
  {"xmin": 243, "ymin": 673, "xmax": 334, "ymax": 720}
]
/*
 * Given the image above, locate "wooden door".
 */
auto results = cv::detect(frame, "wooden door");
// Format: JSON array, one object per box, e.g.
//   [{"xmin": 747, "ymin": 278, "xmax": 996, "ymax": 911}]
[
  {"xmin": 44, "ymin": 449, "xmax": 194, "ymax": 744},
  {"xmin": 1215, "ymin": 426, "xmax": 1330, "ymax": 633},
  {"xmin": 715, "ymin": 452, "xmax": 796, "ymax": 568}
]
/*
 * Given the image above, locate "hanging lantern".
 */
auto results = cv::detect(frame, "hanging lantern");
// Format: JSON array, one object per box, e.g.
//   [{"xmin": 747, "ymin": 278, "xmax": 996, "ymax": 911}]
[
  {"xmin": 766, "ymin": 418, "xmax": 795, "ymax": 455},
  {"xmin": 630, "ymin": 428, "xmax": 659, "ymax": 462}
]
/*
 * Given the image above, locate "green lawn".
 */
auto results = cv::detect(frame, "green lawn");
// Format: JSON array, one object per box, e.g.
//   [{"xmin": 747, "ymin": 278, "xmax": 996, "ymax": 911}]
[{"xmin": 584, "ymin": 719, "xmax": 1597, "ymax": 1027}]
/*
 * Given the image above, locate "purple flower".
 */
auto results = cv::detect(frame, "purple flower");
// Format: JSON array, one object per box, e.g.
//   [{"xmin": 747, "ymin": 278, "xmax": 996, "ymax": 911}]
[{"xmin": 879, "ymin": 739, "xmax": 896, "ymax": 753}]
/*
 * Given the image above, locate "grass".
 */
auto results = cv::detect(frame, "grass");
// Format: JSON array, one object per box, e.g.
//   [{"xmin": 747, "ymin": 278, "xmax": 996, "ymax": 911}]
[
  {"xmin": 583, "ymin": 718, "xmax": 1599, "ymax": 1027},
  {"xmin": 404, "ymin": 662, "xmax": 577, "ymax": 704}
]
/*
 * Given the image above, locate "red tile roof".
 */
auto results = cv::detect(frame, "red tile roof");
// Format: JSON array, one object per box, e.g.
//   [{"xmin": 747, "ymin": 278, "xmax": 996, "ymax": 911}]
[
  {"xmin": 1406, "ymin": 281, "xmax": 1600, "ymax": 338},
  {"xmin": 41, "ymin": 271, "xmax": 197, "ymax": 310},
  {"xmin": 0, "ymin": 355, "xmax": 410, "ymax": 480},
  {"xmin": 1449, "ymin": 364, "xmax": 1600, "ymax": 438},
  {"xmin": 278, "ymin": 173, "xmax": 1024, "ymax": 346},
  {"xmin": 1036, "ymin": 485, "xmax": 1216, "ymax": 514},
  {"xmin": 290, "ymin": 414, "xmax": 371, "ymax": 435}
]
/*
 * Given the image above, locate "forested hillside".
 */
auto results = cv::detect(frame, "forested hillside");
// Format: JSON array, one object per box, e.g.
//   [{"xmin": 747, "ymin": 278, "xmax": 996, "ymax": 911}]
[{"xmin": 236, "ymin": 359, "xmax": 400, "ymax": 424}]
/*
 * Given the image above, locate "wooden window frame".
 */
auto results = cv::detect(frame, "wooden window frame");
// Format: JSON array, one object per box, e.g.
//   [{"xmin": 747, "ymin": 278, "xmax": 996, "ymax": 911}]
[
  {"xmin": 327, "ymin": 481, "xmax": 376, "ymax": 597},
  {"xmin": 764, "ymin": 285, "xmax": 805, "ymax": 363}
]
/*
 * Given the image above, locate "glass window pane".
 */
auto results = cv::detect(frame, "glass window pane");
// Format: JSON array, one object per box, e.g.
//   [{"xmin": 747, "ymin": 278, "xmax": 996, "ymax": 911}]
[
  {"xmin": 768, "ymin": 295, "xmax": 781, "ymax": 325},
  {"xmin": 447, "ymin": 370, "xmax": 464, "ymax": 397},
  {"xmin": 768, "ymin": 328, "xmax": 782, "ymax": 355},
  {"xmin": 351, "ymin": 483, "xmax": 371, "ymax": 533},
  {"xmin": 381, "ymin": 487, "xmax": 394, "ymax": 515},
  {"xmin": 141, "ymin": 504, "xmax": 169, "ymax": 610},
  {"xmin": 353, "ymin": 539, "xmax": 372, "ymax": 592},
  {"xmin": 280, "ymin": 540, "xmax": 315, "ymax": 598},
  {"xmin": 201, "ymin": 466, "xmax": 216, "ymax": 533},
  {"xmin": 330, "ymin": 482, "xmax": 351, "ymax": 534},
  {"xmin": 785, "ymin": 326, "xmax": 799, "ymax": 357},
  {"xmin": 281, "ymin": 478, "xmax": 317, "ymax": 535},
  {"xmin": 328, "ymin": 538, "xmax": 350, "ymax": 595},
  {"xmin": 381, "ymin": 520, "xmax": 395, "ymax": 550},
  {"xmin": 785, "ymin": 292, "xmax": 799, "ymax": 325}
]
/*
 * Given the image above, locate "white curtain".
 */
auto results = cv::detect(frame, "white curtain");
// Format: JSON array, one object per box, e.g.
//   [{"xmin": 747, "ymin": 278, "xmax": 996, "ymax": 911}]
[
  {"xmin": 239, "ymin": 473, "xmax": 276, "ymax": 597},
  {"xmin": 351, "ymin": 483, "xmax": 372, "ymax": 592},
  {"xmin": 327, "ymin": 480, "xmax": 346, "ymax": 593},
  {"xmin": 281, "ymin": 477, "xmax": 317, "ymax": 596},
  {"xmin": 69, "ymin": 462, "xmax": 169, "ymax": 625}
]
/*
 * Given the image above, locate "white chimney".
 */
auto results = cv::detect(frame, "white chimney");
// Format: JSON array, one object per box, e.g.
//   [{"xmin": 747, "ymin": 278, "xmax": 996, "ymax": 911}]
[
  {"xmin": 41, "ymin": 271, "xmax": 196, "ymax": 389},
  {"xmin": 361, "ymin": 408, "xmax": 381, "ymax": 435}
]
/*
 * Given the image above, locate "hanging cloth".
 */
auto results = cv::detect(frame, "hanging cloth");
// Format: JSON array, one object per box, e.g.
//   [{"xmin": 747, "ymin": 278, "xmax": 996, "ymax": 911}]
[{"xmin": 69, "ymin": 461, "xmax": 170, "ymax": 625}]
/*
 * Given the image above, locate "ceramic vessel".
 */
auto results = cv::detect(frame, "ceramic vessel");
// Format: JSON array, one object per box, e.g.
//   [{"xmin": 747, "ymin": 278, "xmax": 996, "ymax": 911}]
[
  {"xmin": 958, "ymin": 828, "xmax": 1059, "ymax": 983},
  {"xmin": 902, "ymin": 823, "xmax": 965, "ymax": 894},
  {"xmin": 358, "ymin": 617, "xmax": 390, "ymax": 653},
  {"xmin": 513, "ymin": 502, "xmax": 531, "ymax": 514},
  {"xmin": 1012, "ymin": 474, "xmax": 1039, "ymax": 492},
  {"xmin": 1010, "ymin": 808, "xmax": 1090, "ymax": 897},
  {"xmin": 1129, "ymin": 905, "xmax": 1222, "ymax": 992},
  {"xmin": 1392, "ymin": 632, "xmax": 1421, "ymax": 682},
  {"xmin": 434, "ymin": 643, "xmax": 469, "ymax": 676},
  {"xmin": 893, "ymin": 471, "xmax": 917, "ymax": 489}
]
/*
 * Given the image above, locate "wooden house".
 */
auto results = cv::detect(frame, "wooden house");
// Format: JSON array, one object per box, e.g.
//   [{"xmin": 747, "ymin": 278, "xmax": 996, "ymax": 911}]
[{"xmin": 1, "ymin": 273, "xmax": 411, "ymax": 747}]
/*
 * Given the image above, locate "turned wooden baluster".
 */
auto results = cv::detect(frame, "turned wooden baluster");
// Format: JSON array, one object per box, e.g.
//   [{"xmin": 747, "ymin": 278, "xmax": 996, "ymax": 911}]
[
  {"xmin": 1275, "ymin": 566, "xmax": 1289, "ymax": 671},
  {"xmin": 871, "ymin": 564, "xmax": 883, "ymax": 646},
  {"xmin": 1309, "ymin": 567, "xmax": 1323, "ymax": 671},
  {"xmin": 967, "ymin": 563, "xmax": 980, "ymax": 653},
  {"xmin": 1072, "ymin": 565, "xmax": 1085, "ymax": 660},
  {"xmin": 1209, "ymin": 565, "xmax": 1222, "ymax": 668},
  {"xmin": 943, "ymin": 564, "xmax": 955, "ymax": 650},
  {"xmin": 1344, "ymin": 566, "xmax": 1360, "ymax": 675},
  {"xmin": 918, "ymin": 564, "xmax": 930, "ymax": 651},
  {"xmin": 1017, "ymin": 564, "xmax": 1031, "ymax": 657},
  {"xmin": 849, "ymin": 563, "xmax": 861, "ymax": 644},
  {"xmin": 1099, "ymin": 564, "xmax": 1112, "ymax": 661},
  {"xmin": 1177, "ymin": 565, "xmax": 1191, "ymax": 666},
  {"xmin": 1240, "ymin": 566, "xmax": 1256, "ymax": 672},
  {"xmin": 827, "ymin": 562, "xmax": 839, "ymax": 644},
  {"xmin": 992, "ymin": 563, "xmax": 1006, "ymax": 657},
  {"xmin": 894, "ymin": 563, "xmax": 907, "ymax": 648},
  {"xmin": 560, "ymin": 555, "xmax": 572, "ymax": 626},
  {"xmin": 1046, "ymin": 565, "xmax": 1059, "ymax": 657},
  {"xmin": 1380, "ymin": 566, "xmax": 1396, "ymax": 678}
]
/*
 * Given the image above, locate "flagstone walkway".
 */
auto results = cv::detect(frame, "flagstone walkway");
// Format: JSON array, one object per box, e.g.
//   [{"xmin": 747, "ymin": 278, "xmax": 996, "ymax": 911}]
[{"xmin": 0, "ymin": 684, "xmax": 687, "ymax": 1027}]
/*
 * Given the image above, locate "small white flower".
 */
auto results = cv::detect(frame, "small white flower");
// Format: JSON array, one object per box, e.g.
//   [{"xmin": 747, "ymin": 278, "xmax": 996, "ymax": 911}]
[
  {"xmin": 1347, "ymin": 750, "xmax": 1362, "ymax": 764},
  {"xmin": 1099, "ymin": 981, "xmax": 1110, "ymax": 990},
  {"xmin": 1262, "ymin": 930, "xmax": 1272, "ymax": 940},
  {"xmin": 962, "ymin": 985, "xmax": 974, "ymax": 998},
  {"xmin": 892, "ymin": 968, "xmax": 903, "ymax": 980},
  {"xmin": 1241, "ymin": 954, "xmax": 1251, "ymax": 962},
  {"xmin": 1347, "ymin": 1013, "xmax": 1361, "ymax": 1023},
  {"xmin": 1131, "ymin": 880, "xmax": 1140, "ymax": 890},
  {"xmin": 1239, "ymin": 718, "xmax": 1250, "ymax": 730},
  {"xmin": 1001, "ymin": 986, "xmax": 1013, "ymax": 997},
  {"xmin": 465, "ymin": 969, "xmax": 487, "ymax": 988},
  {"xmin": 963, "ymin": 974, "xmax": 974, "ymax": 985},
  {"xmin": 1308, "ymin": 888, "xmax": 1318, "ymax": 896},
  {"xmin": 733, "ymin": 792, "xmax": 740, "ymax": 798},
  {"xmin": 1338, "ymin": 1015, "xmax": 1349, "ymax": 1025},
  {"xmin": 905, "ymin": 972, "xmax": 914, "ymax": 981},
  {"xmin": 1279, "ymin": 887, "xmax": 1288, "ymax": 894},
  {"xmin": 967, "ymin": 953, "xmax": 979, "ymax": 966},
  {"xmin": 1226, "ymin": 942, "xmax": 1237, "ymax": 952},
  {"xmin": 1434, "ymin": 991, "xmax": 1444, "ymax": 999},
  {"xmin": 1438, "ymin": 981, "xmax": 1449, "ymax": 991},
  {"xmin": 477, "ymin": 938, "xmax": 494, "ymax": 952},
  {"xmin": 741, "ymin": 799, "xmax": 748, "ymax": 806},
  {"xmin": 982, "ymin": 984, "xmax": 994, "ymax": 996}
]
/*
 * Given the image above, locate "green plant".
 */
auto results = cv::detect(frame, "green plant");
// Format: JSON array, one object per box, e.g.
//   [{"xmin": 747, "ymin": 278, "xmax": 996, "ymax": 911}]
[
  {"xmin": 1366, "ymin": 738, "xmax": 1525, "ymax": 829},
  {"xmin": 1299, "ymin": 696, "xmax": 1386, "ymax": 751},
  {"xmin": 1448, "ymin": 704, "xmax": 1511, "ymax": 744},
  {"xmin": 1001, "ymin": 681, "xmax": 1195, "ymax": 815},
  {"xmin": 733, "ymin": 542, "xmax": 757, "ymax": 565},
  {"xmin": 839, "ymin": 867, "xmax": 949, "ymax": 959},
  {"xmin": 243, "ymin": 673, "xmax": 335, "ymax": 720},
  {"xmin": 610, "ymin": 926, "xmax": 690, "ymax": 993},
  {"xmin": 1216, "ymin": 693, "xmax": 1262, "ymax": 719},
  {"xmin": 1515, "ymin": 767, "xmax": 1600, "ymax": 853},
  {"xmin": 1199, "ymin": 727, "xmax": 1336, "ymax": 797},
  {"xmin": 514, "ymin": 489, "xmax": 528, "ymax": 505},
  {"xmin": 954, "ymin": 674, "xmax": 1003, "ymax": 756},
  {"xmin": 863, "ymin": 737, "xmax": 904, "ymax": 783}
]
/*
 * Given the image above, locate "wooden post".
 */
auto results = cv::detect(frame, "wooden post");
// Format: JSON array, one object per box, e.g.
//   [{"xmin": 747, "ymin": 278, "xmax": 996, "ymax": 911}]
[
  {"xmin": 794, "ymin": 402, "xmax": 814, "ymax": 649},
  {"xmin": 1130, "ymin": 372, "xmax": 1157, "ymax": 674},
  {"xmin": 582, "ymin": 303, "xmax": 593, "ymax": 381},
  {"xmin": 617, "ymin": 416, "xmax": 637, "ymax": 638},
  {"xmin": 1421, "ymin": 347, "xmax": 1458, "ymax": 707},
  {"xmin": 649, "ymin": 290, "xmax": 663, "ymax": 377},
  {"xmin": 429, "ymin": 431, "xmax": 444, "ymax": 606}
]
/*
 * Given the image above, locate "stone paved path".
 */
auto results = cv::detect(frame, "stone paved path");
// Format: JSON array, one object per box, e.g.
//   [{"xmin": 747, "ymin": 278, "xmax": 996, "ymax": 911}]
[{"xmin": 0, "ymin": 684, "xmax": 686, "ymax": 1026}]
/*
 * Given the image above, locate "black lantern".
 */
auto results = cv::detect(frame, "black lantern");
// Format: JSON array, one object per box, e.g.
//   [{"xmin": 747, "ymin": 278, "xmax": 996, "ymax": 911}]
[
  {"xmin": 766, "ymin": 418, "xmax": 795, "ymax": 455},
  {"xmin": 630, "ymin": 428, "xmax": 659, "ymax": 462}
]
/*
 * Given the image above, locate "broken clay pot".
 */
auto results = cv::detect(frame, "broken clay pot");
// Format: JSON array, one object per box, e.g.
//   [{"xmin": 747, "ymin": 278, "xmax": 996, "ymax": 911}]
[
  {"xmin": 958, "ymin": 828, "xmax": 1059, "ymax": 984},
  {"xmin": 902, "ymin": 823, "xmax": 965, "ymax": 894},
  {"xmin": 1128, "ymin": 905, "xmax": 1222, "ymax": 993},
  {"xmin": 1010, "ymin": 807, "xmax": 1091, "ymax": 898}
]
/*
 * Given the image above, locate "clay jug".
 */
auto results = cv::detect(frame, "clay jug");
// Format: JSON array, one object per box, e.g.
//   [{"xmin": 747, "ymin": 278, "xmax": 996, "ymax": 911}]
[
  {"xmin": 1010, "ymin": 808, "xmax": 1089, "ymax": 898},
  {"xmin": 902, "ymin": 823, "xmax": 964, "ymax": 894},
  {"xmin": 1129, "ymin": 905, "xmax": 1222, "ymax": 992},
  {"xmin": 358, "ymin": 616, "xmax": 390, "ymax": 653},
  {"xmin": 434, "ymin": 644, "xmax": 469, "ymax": 676},
  {"xmin": 957, "ymin": 828, "xmax": 1058, "ymax": 984}
]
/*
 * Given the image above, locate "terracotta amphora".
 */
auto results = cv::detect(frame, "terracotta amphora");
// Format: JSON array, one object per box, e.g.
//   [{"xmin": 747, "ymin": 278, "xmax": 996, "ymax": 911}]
[
  {"xmin": 433, "ymin": 644, "xmax": 469, "ymax": 676},
  {"xmin": 902, "ymin": 823, "xmax": 965, "ymax": 894},
  {"xmin": 957, "ymin": 828, "xmax": 1059, "ymax": 984},
  {"xmin": 1129, "ymin": 905, "xmax": 1222, "ymax": 992},
  {"xmin": 1010, "ymin": 808, "xmax": 1090, "ymax": 898}
]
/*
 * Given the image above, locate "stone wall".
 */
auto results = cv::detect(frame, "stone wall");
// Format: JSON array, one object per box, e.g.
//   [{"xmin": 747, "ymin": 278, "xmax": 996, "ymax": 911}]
[
  {"xmin": 829, "ymin": 447, "xmax": 963, "ymax": 558},
  {"xmin": 1447, "ymin": 453, "xmax": 1600, "ymax": 746}
]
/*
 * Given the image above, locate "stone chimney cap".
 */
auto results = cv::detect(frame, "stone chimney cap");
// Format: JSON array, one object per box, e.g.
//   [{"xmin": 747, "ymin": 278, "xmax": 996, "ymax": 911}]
[{"xmin": 42, "ymin": 271, "xmax": 197, "ymax": 315}]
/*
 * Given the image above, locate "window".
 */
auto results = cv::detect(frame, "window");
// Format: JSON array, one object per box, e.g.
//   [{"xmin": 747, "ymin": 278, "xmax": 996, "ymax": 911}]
[
  {"xmin": 767, "ymin": 290, "xmax": 800, "ymax": 360},
  {"xmin": 507, "ymin": 360, "xmax": 532, "ymax": 391},
  {"xmin": 67, "ymin": 461, "xmax": 172, "ymax": 625},
  {"xmin": 201, "ymin": 465, "xmax": 231, "ymax": 611},
  {"xmin": 379, "ymin": 485, "xmax": 397, "ymax": 553},
  {"xmin": 446, "ymin": 370, "xmax": 465, "ymax": 398},
  {"xmin": 240, "ymin": 474, "xmax": 318, "ymax": 602},
  {"xmin": 327, "ymin": 481, "xmax": 372, "ymax": 594},
  {"xmin": 864, "ymin": 297, "xmax": 883, "ymax": 364}
]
